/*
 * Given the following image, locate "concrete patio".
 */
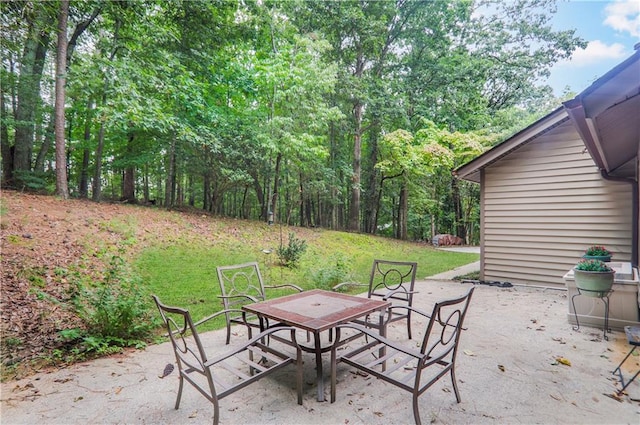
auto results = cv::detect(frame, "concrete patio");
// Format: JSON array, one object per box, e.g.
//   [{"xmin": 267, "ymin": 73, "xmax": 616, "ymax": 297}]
[{"xmin": 2, "ymin": 274, "xmax": 639, "ymax": 424}]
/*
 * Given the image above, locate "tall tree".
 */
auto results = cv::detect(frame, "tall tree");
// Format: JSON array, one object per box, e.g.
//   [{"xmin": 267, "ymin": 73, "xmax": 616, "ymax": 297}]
[
  {"xmin": 54, "ymin": 0, "xmax": 70, "ymax": 199},
  {"xmin": 7, "ymin": 3, "xmax": 54, "ymax": 188}
]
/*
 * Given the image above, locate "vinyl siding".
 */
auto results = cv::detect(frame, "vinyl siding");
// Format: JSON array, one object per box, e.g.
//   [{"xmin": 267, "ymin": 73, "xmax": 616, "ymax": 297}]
[{"xmin": 481, "ymin": 120, "xmax": 633, "ymax": 287}]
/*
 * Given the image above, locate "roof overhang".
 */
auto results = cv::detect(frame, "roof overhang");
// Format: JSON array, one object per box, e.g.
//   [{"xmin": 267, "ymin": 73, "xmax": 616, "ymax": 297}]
[
  {"xmin": 455, "ymin": 47, "xmax": 640, "ymax": 182},
  {"xmin": 563, "ymin": 49, "xmax": 640, "ymax": 178},
  {"xmin": 453, "ymin": 108, "xmax": 568, "ymax": 183}
]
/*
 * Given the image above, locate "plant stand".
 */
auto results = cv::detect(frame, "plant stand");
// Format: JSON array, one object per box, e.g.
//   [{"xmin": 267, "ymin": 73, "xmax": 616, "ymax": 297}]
[{"xmin": 571, "ymin": 287, "xmax": 613, "ymax": 340}]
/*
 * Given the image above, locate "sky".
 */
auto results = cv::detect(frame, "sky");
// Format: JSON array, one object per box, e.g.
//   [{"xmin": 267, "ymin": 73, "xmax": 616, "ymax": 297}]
[{"xmin": 546, "ymin": 0, "xmax": 640, "ymax": 96}]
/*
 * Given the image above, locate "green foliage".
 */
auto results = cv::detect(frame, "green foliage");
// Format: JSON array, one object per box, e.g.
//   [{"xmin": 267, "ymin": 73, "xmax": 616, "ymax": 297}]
[
  {"xmin": 60, "ymin": 255, "xmax": 157, "ymax": 361},
  {"xmin": 277, "ymin": 232, "xmax": 307, "ymax": 268},
  {"xmin": 310, "ymin": 254, "xmax": 353, "ymax": 290},
  {"xmin": 584, "ymin": 245, "xmax": 611, "ymax": 256},
  {"xmin": 574, "ymin": 259, "xmax": 613, "ymax": 272},
  {"xmin": 12, "ymin": 170, "xmax": 55, "ymax": 194}
]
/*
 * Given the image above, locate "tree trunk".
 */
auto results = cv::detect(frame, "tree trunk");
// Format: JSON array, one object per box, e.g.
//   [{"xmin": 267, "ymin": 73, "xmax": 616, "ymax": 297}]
[
  {"xmin": 349, "ymin": 101, "xmax": 363, "ymax": 232},
  {"xmin": 398, "ymin": 181, "xmax": 408, "ymax": 240},
  {"xmin": 1, "ymin": 94, "xmax": 13, "ymax": 185},
  {"xmin": 452, "ymin": 177, "xmax": 465, "ymax": 240},
  {"xmin": 78, "ymin": 102, "xmax": 92, "ymax": 198},
  {"xmin": 164, "ymin": 133, "xmax": 176, "ymax": 207},
  {"xmin": 54, "ymin": 0, "xmax": 69, "ymax": 199},
  {"xmin": 13, "ymin": 11, "xmax": 50, "ymax": 186},
  {"xmin": 364, "ymin": 128, "xmax": 380, "ymax": 234},
  {"xmin": 271, "ymin": 153, "xmax": 282, "ymax": 224},
  {"xmin": 122, "ymin": 132, "xmax": 135, "ymax": 202},
  {"xmin": 92, "ymin": 98, "xmax": 106, "ymax": 202},
  {"xmin": 34, "ymin": 115, "xmax": 54, "ymax": 173}
]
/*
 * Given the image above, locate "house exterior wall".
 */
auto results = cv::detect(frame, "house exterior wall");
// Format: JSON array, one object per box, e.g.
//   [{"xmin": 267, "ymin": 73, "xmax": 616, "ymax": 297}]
[{"xmin": 479, "ymin": 120, "xmax": 633, "ymax": 287}]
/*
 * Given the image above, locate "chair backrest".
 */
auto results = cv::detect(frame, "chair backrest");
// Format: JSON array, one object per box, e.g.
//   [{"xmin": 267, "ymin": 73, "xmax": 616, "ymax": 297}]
[
  {"xmin": 152, "ymin": 295, "xmax": 215, "ymax": 393},
  {"xmin": 216, "ymin": 262, "xmax": 267, "ymax": 309},
  {"xmin": 420, "ymin": 286, "xmax": 475, "ymax": 361},
  {"xmin": 368, "ymin": 259, "xmax": 418, "ymax": 305}
]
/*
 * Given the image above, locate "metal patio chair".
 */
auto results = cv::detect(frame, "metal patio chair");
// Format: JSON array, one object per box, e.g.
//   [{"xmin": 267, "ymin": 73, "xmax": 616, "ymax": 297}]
[
  {"xmin": 215, "ymin": 261, "xmax": 304, "ymax": 344},
  {"xmin": 152, "ymin": 295, "xmax": 302, "ymax": 425},
  {"xmin": 333, "ymin": 259, "xmax": 418, "ymax": 339},
  {"xmin": 330, "ymin": 287, "xmax": 475, "ymax": 425}
]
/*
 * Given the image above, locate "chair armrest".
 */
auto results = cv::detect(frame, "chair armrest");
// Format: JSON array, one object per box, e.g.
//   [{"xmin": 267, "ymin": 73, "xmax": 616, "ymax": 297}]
[
  {"xmin": 204, "ymin": 326, "xmax": 300, "ymax": 367},
  {"xmin": 332, "ymin": 281, "xmax": 367, "ymax": 292},
  {"xmin": 387, "ymin": 304, "xmax": 431, "ymax": 320},
  {"xmin": 331, "ymin": 323, "xmax": 422, "ymax": 359},
  {"xmin": 388, "ymin": 305, "xmax": 467, "ymax": 330},
  {"xmin": 382, "ymin": 289, "xmax": 419, "ymax": 301},
  {"xmin": 217, "ymin": 294, "xmax": 260, "ymax": 303},
  {"xmin": 193, "ymin": 308, "xmax": 249, "ymax": 328},
  {"xmin": 265, "ymin": 284, "xmax": 303, "ymax": 293}
]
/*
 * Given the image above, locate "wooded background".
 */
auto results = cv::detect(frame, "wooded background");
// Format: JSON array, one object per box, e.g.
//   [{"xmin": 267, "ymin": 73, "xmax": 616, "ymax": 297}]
[{"xmin": 1, "ymin": 0, "xmax": 585, "ymax": 243}]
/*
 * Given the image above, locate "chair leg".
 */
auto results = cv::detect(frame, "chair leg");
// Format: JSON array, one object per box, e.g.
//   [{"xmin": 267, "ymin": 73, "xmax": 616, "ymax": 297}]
[
  {"xmin": 296, "ymin": 349, "xmax": 304, "ymax": 405},
  {"xmin": 412, "ymin": 392, "xmax": 422, "ymax": 425},
  {"xmin": 212, "ymin": 398, "xmax": 220, "ymax": 425},
  {"xmin": 175, "ymin": 374, "xmax": 184, "ymax": 409},
  {"xmin": 225, "ymin": 324, "xmax": 231, "ymax": 345},
  {"xmin": 330, "ymin": 346, "xmax": 337, "ymax": 403},
  {"xmin": 450, "ymin": 366, "xmax": 461, "ymax": 403}
]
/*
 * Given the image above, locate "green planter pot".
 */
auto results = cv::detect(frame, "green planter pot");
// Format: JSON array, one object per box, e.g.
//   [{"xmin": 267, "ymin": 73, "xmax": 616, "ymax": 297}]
[
  {"xmin": 582, "ymin": 254, "xmax": 612, "ymax": 262},
  {"xmin": 573, "ymin": 269, "xmax": 615, "ymax": 297}
]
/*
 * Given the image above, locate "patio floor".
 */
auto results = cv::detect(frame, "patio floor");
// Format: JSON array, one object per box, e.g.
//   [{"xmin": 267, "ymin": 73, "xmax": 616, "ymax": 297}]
[{"xmin": 2, "ymin": 278, "xmax": 639, "ymax": 424}]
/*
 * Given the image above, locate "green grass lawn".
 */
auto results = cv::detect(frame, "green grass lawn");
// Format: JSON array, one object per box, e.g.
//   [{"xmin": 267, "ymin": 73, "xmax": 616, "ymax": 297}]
[{"xmin": 136, "ymin": 226, "xmax": 478, "ymax": 331}]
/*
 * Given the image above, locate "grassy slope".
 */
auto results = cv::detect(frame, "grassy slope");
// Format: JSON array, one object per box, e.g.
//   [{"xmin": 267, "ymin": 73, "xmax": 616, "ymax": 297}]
[{"xmin": 136, "ymin": 222, "xmax": 478, "ymax": 329}]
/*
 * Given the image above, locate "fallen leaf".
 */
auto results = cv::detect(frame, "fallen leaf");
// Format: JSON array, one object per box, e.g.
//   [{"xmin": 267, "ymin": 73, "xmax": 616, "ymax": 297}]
[
  {"xmin": 603, "ymin": 393, "xmax": 623, "ymax": 402},
  {"xmin": 556, "ymin": 357, "xmax": 571, "ymax": 366},
  {"xmin": 189, "ymin": 411, "xmax": 198, "ymax": 418},
  {"xmin": 463, "ymin": 349, "xmax": 475, "ymax": 356},
  {"xmin": 550, "ymin": 394, "xmax": 562, "ymax": 401},
  {"xmin": 114, "ymin": 386, "xmax": 122, "ymax": 395},
  {"xmin": 374, "ymin": 412, "xmax": 384, "ymax": 417},
  {"xmin": 159, "ymin": 363, "xmax": 174, "ymax": 379}
]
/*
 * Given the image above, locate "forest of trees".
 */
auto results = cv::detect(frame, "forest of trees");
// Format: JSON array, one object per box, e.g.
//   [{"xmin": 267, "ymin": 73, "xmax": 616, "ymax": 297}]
[{"xmin": 1, "ymin": 0, "xmax": 585, "ymax": 243}]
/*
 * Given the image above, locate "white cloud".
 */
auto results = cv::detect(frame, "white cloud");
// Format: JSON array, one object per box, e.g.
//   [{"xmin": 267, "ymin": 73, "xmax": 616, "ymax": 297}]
[
  {"xmin": 564, "ymin": 40, "xmax": 627, "ymax": 66},
  {"xmin": 604, "ymin": 0, "xmax": 640, "ymax": 37}
]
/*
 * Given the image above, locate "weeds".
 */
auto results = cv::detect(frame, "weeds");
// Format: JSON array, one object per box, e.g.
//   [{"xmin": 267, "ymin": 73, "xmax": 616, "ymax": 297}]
[
  {"xmin": 58, "ymin": 254, "xmax": 157, "ymax": 361},
  {"xmin": 277, "ymin": 232, "xmax": 307, "ymax": 268},
  {"xmin": 311, "ymin": 254, "xmax": 353, "ymax": 290}
]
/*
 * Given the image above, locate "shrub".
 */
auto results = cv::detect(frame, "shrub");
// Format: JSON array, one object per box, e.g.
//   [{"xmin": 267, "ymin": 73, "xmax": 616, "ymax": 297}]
[
  {"xmin": 277, "ymin": 232, "xmax": 307, "ymax": 268},
  {"xmin": 63, "ymin": 255, "xmax": 158, "ymax": 358},
  {"xmin": 311, "ymin": 254, "xmax": 352, "ymax": 290}
]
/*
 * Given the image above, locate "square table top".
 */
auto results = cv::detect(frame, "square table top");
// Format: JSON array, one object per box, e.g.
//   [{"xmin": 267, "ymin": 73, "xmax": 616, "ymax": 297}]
[{"xmin": 242, "ymin": 289, "xmax": 390, "ymax": 333}]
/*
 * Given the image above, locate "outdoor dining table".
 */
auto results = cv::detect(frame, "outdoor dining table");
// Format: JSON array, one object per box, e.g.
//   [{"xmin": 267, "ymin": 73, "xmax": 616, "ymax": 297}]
[{"xmin": 242, "ymin": 288, "xmax": 390, "ymax": 402}]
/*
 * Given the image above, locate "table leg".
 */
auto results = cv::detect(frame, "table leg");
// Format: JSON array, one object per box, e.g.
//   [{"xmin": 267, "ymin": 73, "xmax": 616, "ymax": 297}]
[{"xmin": 314, "ymin": 331, "xmax": 325, "ymax": 401}]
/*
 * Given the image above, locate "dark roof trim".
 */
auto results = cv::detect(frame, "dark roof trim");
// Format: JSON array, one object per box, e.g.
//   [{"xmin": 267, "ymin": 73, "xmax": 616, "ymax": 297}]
[{"xmin": 562, "ymin": 98, "xmax": 607, "ymax": 170}]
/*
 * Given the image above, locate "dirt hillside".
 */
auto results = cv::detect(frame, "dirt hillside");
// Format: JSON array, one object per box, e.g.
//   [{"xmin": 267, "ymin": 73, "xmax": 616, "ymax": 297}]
[{"xmin": 0, "ymin": 190, "xmax": 231, "ymax": 380}]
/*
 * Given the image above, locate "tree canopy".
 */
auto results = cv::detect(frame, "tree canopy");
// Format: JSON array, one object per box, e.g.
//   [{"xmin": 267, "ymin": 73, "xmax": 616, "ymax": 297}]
[{"xmin": 1, "ymin": 0, "xmax": 585, "ymax": 243}]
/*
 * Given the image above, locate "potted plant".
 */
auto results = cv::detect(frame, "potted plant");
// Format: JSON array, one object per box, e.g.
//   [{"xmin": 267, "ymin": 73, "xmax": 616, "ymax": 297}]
[
  {"xmin": 573, "ymin": 259, "xmax": 615, "ymax": 297},
  {"xmin": 582, "ymin": 245, "xmax": 612, "ymax": 262}
]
